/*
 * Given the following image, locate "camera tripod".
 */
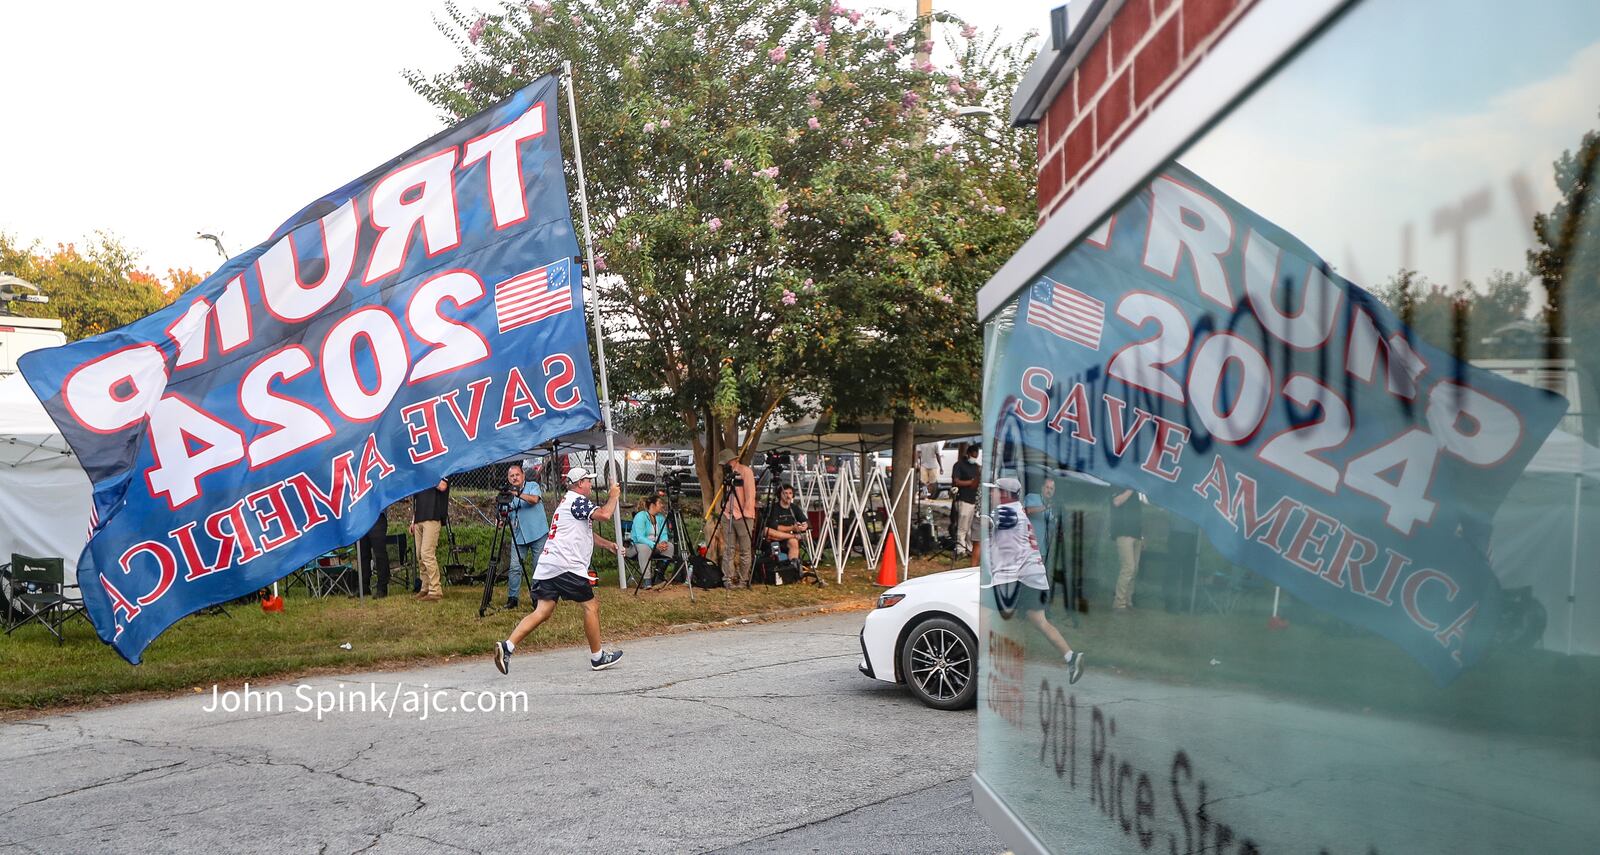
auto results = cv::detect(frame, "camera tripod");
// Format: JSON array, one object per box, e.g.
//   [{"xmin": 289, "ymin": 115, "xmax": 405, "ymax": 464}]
[{"xmin": 477, "ymin": 498, "xmax": 530, "ymax": 618}]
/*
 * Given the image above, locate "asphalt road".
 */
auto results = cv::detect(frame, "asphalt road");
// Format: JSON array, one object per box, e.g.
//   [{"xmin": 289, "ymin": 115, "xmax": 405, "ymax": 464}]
[{"xmin": 0, "ymin": 612, "xmax": 1002, "ymax": 855}]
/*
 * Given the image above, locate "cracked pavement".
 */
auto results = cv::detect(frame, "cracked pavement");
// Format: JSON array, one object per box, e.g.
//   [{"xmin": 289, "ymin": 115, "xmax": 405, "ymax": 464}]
[{"xmin": 0, "ymin": 612, "xmax": 1001, "ymax": 854}]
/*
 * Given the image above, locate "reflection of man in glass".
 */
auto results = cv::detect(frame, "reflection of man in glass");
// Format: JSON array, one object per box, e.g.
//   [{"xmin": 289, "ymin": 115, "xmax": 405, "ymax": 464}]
[{"xmin": 986, "ymin": 476, "xmax": 1084, "ymax": 683}]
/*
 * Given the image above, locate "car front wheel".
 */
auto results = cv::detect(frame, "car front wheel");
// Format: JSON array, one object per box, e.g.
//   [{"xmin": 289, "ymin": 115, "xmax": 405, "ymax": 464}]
[{"xmin": 900, "ymin": 616, "xmax": 977, "ymax": 710}]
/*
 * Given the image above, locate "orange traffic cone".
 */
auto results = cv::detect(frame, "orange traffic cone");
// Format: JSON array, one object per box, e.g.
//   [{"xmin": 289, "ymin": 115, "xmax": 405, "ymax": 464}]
[{"xmin": 877, "ymin": 531, "xmax": 900, "ymax": 586}]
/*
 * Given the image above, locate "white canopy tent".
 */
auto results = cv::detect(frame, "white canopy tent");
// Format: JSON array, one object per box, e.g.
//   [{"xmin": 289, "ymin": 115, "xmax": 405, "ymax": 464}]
[
  {"xmin": 1493, "ymin": 429, "xmax": 1600, "ymax": 656},
  {"xmin": 0, "ymin": 373, "xmax": 92, "ymax": 585}
]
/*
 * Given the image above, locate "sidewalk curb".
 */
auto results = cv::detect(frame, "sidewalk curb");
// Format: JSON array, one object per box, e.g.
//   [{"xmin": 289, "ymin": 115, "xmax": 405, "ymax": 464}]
[{"xmin": 666, "ymin": 600, "xmax": 872, "ymax": 633}]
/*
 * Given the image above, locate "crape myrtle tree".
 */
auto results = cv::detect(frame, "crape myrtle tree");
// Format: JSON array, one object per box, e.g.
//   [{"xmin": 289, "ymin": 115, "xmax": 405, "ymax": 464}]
[
  {"xmin": 800, "ymin": 21, "xmax": 1035, "ymax": 539},
  {"xmin": 408, "ymin": 0, "xmax": 1026, "ymax": 498},
  {"xmin": 0, "ymin": 233, "xmax": 202, "ymax": 340}
]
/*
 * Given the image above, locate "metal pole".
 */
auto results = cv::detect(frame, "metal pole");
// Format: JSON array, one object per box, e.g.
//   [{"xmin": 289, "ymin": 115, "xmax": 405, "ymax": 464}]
[{"xmin": 562, "ymin": 61, "xmax": 629, "ymax": 589}]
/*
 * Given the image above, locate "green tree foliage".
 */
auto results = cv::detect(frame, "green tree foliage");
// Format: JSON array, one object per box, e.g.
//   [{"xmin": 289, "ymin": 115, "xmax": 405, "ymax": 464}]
[
  {"xmin": 1530, "ymin": 108, "xmax": 1600, "ymax": 374},
  {"xmin": 407, "ymin": 0, "xmax": 1034, "ymax": 493},
  {"xmin": 1370, "ymin": 268, "xmax": 1535, "ymax": 360},
  {"xmin": 0, "ymin": 233, "xmax": 199, "ymax": 340}
]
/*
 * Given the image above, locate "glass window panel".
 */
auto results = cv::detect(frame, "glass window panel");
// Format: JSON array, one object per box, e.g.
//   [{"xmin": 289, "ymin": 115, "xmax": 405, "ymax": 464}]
[{"xmin": 976, "ymin": 1, "xmax": 1600, "ymax": 852}]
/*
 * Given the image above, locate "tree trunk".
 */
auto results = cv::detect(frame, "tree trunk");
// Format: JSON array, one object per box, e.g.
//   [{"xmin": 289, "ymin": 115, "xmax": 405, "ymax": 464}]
[{"xmin": 890, "ymin": 417, "xmax": 915, "ymax": 575}]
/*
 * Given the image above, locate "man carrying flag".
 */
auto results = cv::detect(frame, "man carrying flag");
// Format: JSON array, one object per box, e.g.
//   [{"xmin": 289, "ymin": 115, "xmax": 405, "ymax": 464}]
[
  {"xmin": 494, "ymin": 467, "xmax": 625, "ymax": 674},
  {"xmin": 985, "ymin": 476, "xmax": 1085, "ymax": 683}
]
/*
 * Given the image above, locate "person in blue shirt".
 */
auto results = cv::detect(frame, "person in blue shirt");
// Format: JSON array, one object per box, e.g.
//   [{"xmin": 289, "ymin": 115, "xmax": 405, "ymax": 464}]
[
  {"xmin": 630, "ymin": 493, "xmax": 674, "ymax": 589},
  {"xmin": 504, "ymin": 462, "xmax": 549, "ymax": 609}
]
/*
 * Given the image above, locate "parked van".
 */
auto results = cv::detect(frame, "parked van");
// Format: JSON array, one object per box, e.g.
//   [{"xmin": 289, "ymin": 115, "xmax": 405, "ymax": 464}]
[{"xmin": 0, "ymin": 316, "xmax": 66, "ymax": 378}]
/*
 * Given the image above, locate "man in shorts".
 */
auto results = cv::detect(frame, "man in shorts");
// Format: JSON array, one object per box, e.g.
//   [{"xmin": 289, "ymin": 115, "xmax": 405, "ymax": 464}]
[
  {"xmin": 985, "ymin": 476, "xmax": 1084, "ymax": 683},
  {"xmin": 494, "ymin": 467, "xmax": 625, "ymax": 674}
]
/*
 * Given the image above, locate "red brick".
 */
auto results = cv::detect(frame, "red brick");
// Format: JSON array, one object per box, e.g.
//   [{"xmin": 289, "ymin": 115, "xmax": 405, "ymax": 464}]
[
  {"xmin": 1095, "ymin": 70, "xmax": 1132, "ymax": 152},
  {"xmin": 1037, "ymin": 147, "xmax": 1064, "ymax": 213},
  {"xmin": 1064, "ymin": 116, "xmax": 1095, "ymax": 183},
  {"xmin": 1133, "ymin": 16, "xmax": 1181, "ymax": 108},
  {"xmin": 1183, "ymin": 0, "xmax": 1239, "ymax": 57},
  {"xmin": 1077, "ymin": 37, "xmax": 1110, "ymax": 102},
  {"xmin": 1045, "ymin": 85, "xmax": 1077, "ymax": 147},
  {"xmin": 1037, "ymin": 120, "xmax": 1050, "ymax": 167},
  {"xmin": 1109, "ymin": 0, "xmax": 1152, "ymax": 70}
]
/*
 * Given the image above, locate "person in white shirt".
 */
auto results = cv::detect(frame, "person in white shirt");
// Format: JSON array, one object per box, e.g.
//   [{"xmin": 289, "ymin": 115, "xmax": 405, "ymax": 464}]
[
  {"xmin": 915, "ymin": 442, "xmax": 942, "ymax": 499},
  {"xmin": 494, "ymin": 467, "xmax": 625, "ymax": 674},
  {"xmin": 984, "ymin": 476, "xmax": 1084, "ymax": 683}
]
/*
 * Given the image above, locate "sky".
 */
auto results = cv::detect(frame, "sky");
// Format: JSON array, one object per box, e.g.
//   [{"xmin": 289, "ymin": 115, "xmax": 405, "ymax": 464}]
[
  {"xmin": 0, "ymin": 1, "xmax": 1052, "ymax": 280},
  {"xmin": 1182, "ymin": 0, "xmax": 1600, "ymax": 299}
]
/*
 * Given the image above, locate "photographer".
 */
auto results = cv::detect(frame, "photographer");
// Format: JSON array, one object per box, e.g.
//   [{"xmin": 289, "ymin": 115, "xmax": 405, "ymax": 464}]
[
  {"xmin": 716, "ymin": 448, "xmax": 757, "ymax": 588},
  {"xmin": 630, "ymin": 493, "xmax": 673, "ymax": 589},
  {"xmin": 951, "ymin": 443, "xmax": 982, "ymax": 560},
  {"xmin": 762, "ymin": 484, "xmax": 808, "ymax": 570},
  {"xmin": 503, "ymin": 462, "xmax": 548, "ymax": 610}
]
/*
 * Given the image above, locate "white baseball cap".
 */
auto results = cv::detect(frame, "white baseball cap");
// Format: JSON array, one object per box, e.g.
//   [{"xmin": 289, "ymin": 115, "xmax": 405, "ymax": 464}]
[
  {"xmin": 567, "ymin": 466, "xmax": 593, "ymax": 483},
  {"xmin": 984, "ymin": 476, "xmax": 1023, "ymax": 493}
]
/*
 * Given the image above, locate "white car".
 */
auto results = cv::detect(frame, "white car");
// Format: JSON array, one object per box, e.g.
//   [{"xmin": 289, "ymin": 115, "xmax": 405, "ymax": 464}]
[{"xmin": 859, "ymin": 567, "xmax": 981, "ymax": 710}]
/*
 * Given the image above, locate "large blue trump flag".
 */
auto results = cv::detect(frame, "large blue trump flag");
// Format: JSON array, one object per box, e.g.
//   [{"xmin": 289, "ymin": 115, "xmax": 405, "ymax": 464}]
[
  {"xmin": 989, "ymin": 163, "xmax": 1567, "ymax": 684},
  {"xmin": 19, "ymin": 76, "xmax": 600, "ymax": 663}
]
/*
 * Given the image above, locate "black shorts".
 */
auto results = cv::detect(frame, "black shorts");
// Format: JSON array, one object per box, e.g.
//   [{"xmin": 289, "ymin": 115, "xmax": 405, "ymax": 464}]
[
  {"xmin": 530, "ymin": 572, "xmax": 595, "ymax": 603},
  {"xmin": 991, "ymin": 581, "xmax": 1050, "ymax": 619}
]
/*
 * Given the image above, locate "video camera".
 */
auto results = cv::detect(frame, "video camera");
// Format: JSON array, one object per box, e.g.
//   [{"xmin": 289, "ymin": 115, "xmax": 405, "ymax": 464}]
[
  {"xmin": 494, "ymin": 485, "xmax": 517, "ymax": 516},
  {"xmin": 764, "ymin": 450, "xmax": 791, "ymax": 476},
  {"xmin": 661, "ymin": 469, "xmax": 687, "ymax": 498}
]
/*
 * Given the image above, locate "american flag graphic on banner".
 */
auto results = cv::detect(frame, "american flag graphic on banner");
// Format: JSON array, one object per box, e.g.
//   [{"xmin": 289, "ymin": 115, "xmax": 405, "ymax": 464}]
[
  {"xmin": 494, "ymin": 258, "xmax": 575, "ymax": 333},
  {"xmin": 1026, "ymin": 276, "xmax": 1104, "ymax": 349}
]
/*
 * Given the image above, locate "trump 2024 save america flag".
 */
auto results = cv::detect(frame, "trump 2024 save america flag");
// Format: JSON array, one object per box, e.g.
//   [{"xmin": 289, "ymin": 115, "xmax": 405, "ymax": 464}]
[
  {"xmin": 19, "ymin": 75, "xmax": 599, "ymax": 663},
  {"xmin": 990, "ymin": 163, "xmax": 1567, "ymax": 684}
]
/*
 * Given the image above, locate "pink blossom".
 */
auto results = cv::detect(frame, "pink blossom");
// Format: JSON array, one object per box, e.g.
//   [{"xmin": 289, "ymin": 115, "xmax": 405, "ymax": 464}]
[
  {"xmin": 464, "ymin": 80, "xmax": 475, "ymax": 91},
  {"xmin": 939, "ymin": 145, "xmax": 955, "ymax": 157},
  {"xmin": 863, "ymin": 118, "xmax": 875, "ymax": 127},
  {"xmin": 708, "ymin": 217, "xmax": 723, "ymax": 232},
  {"xmin": 813, "ymin": 15, "xmax": 833, "ymax": 35},
  {"xmin": 660, "ymin": 118, "xmax": 671, "ymax": 128},
  {"xmin": 769, "ymin": 45, "xmax": 788, "ymax": 63},
  {"xmin": 803, "ymin": 278, "xmax": 815, "ymax": 288},
  {"xmin": 527, "ymin": 1, "xmax": 551, "ymax": 13},
  {"xmin": 947, "ymin": 80, "xmax": 964, "ymax": 95},
  {"xmin": 848, "ymin": 11, "xmax": 863, "ymax": 25},
  {"xmin": 901, "ymin": 91, "xmax": 920, "ymax": 109},
  {"xmin": 644, "ymin": 121, "xmax": 657, "ymax": 133},
  {"xmin": 914, "ymin": 58, "xmax": 935, "ymax": 74},
  {"xmin": 753, "ymin": 166, "xmax": 779, "ymax": 180},
  {"xmin": 994, "ymin": 206, "xmax": 1006, "ymax": 214},
  {"xmin": 919, "ymin": 40, "xmax": 934, "ymax": 54},
  {"xmin": 468, "ymin": 16, "xmax": 487, "ymax": 44},
  {"xmin": 885, "ymin": 38, "xmax": 897, "ymax": 52},
  {"xmin": 782, "ymin": 290, "xmax": 798, "ymax": 306},
  {"xmin": 808, "ymin": 117, "xmax": 821, "ymax": 130},
  {"xmin": 723, "ymin": 158, "xmax": 735, "ymax": 172},
  {"xmin": 594, "ymin": 254, "xmax": 608, "ymax": 272},
  {"xmin": 807, "ymin": 92, "xmax": 822, "ymax": 109},
  {"xmin": 890, "ymin": 231, "xmax": 907, "ymax": 245},
  {"xmin": 814, "ymin": 41, "xmax": 827, "ymax": 58},
  {"xmin": 962, "ymin": 24, "xmax": 979, "ymax": 39},
  {"xmin": 571, "ymin": 14, "xmax": 582, "ymax": 25},
  {"xmin": 775, "ymin": 201, "xmax": 790, "ymax": 215},
  {"xmin": 830, "ymin": 2, "xmax": 847, "ymax": 14}
]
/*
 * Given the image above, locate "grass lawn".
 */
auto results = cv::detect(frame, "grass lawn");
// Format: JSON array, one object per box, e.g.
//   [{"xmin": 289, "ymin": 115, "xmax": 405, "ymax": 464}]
[{"xmin": 0, "ymin": 552, "xmax": 962, "ymax": 716}]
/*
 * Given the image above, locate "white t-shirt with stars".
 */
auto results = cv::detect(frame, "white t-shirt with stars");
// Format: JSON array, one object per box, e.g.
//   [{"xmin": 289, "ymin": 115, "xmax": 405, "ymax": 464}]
[{"xmin": 534, "ymin": 490, "xmax": 599, "ymax": 580}]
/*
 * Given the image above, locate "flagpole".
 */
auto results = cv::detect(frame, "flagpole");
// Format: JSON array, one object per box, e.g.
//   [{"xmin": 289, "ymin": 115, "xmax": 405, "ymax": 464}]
[{"xmin": 562, "ymin": 62, "xmax": 629, "ymax": 590}]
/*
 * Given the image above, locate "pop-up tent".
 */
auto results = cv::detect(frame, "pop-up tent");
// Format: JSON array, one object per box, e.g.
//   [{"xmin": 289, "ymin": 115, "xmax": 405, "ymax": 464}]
[
  {"xmin": 0, "ymin": 373, "xmax": 91, "ymax": 585},
  {"xmin": 1492, "ymin": 429, "xmax": 1600, "ymax": 656}
]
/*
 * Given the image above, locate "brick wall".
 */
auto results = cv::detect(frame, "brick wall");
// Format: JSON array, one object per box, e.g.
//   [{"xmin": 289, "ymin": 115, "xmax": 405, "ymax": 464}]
[{"xmin": 1035, "ymin": 0, "xmax": 1258, "ymax": 221}]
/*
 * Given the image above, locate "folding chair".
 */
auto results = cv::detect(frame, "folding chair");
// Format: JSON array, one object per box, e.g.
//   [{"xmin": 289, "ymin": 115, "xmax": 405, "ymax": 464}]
[
  {"xmin": 1197, "ymin": 566, "xmax": 1248, "ymax": 615},
  {"xmin": 384, "ymin": 532, "xmax": 412, "ymax": 590},
  {"xmin": 3, "ymin": 554, "xmax": 84, "ymax": 644},
  {"xmin": 311, "ymin": 548, "xmax": 359, "ymax": 597}
]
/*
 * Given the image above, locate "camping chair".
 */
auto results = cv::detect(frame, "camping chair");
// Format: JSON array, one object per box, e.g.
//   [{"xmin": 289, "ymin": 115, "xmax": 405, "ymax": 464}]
[
  {"xmin": 309, "ymin": 548, "xmax": 359, "ymax": 597},
  {"xmin": 1196, "ymin": 565, "xmax": 1249, "ymax": 615},
  {"xmin": 384, "ymin": 532, "xmax": 412, "ymax": 590},
  {"xmin": 3, "ymin": 554, "xmax": 85, "ymax": 644}
]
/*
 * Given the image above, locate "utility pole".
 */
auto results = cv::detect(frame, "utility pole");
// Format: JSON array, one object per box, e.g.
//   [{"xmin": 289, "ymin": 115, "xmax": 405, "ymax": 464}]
[{"xmin": 915, "ymin": 0, "xmax": 933, "ymax": 66}]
